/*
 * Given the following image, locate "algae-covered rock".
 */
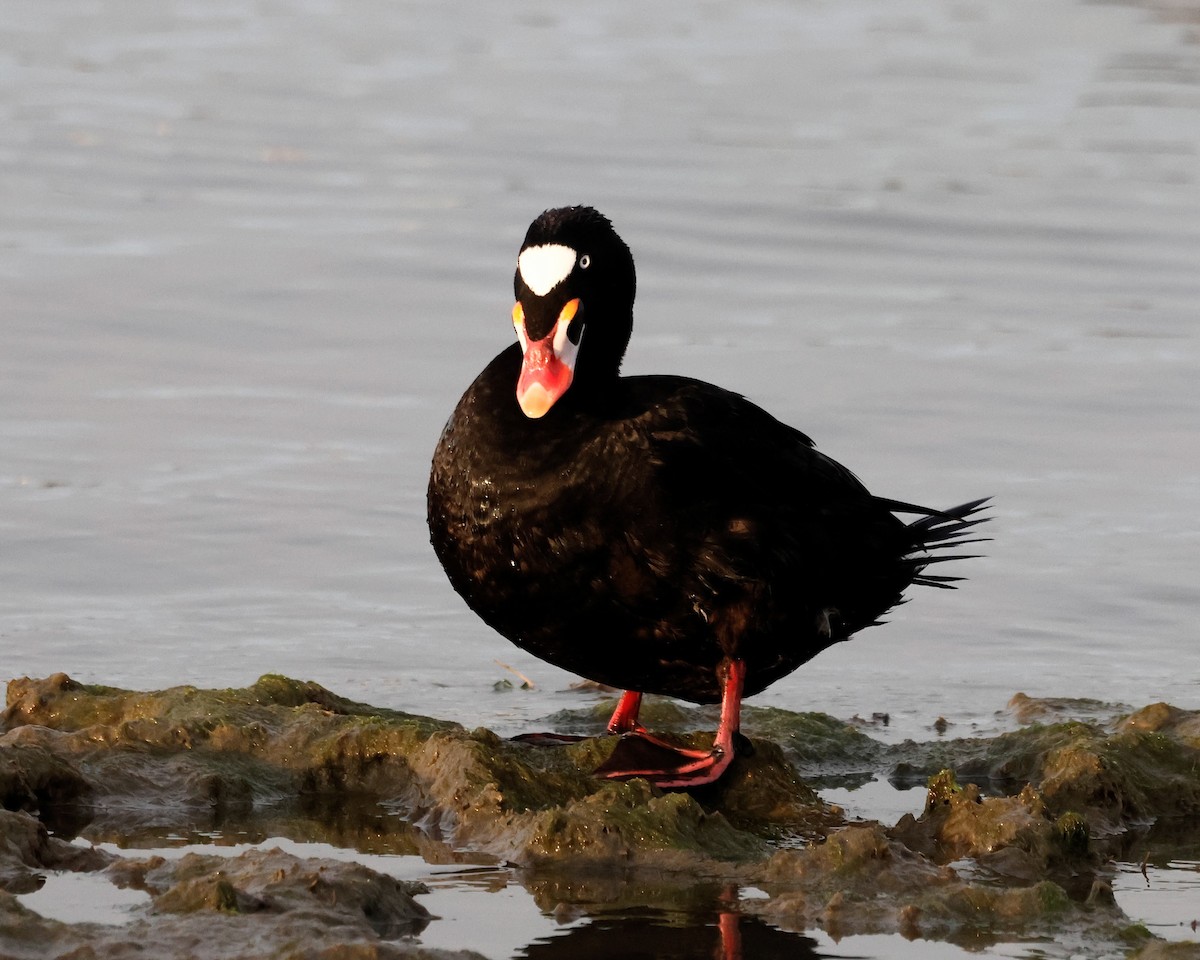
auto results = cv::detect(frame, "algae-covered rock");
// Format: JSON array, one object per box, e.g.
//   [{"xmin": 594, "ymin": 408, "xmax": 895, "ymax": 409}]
[
  {"xmin": 2, "ymin": 675, "xmax": 826, "ymax": 868},
  {"xmin": 1, "ymin": 844, "xmax": 485, "ymax": 960},
  {"xmin": 1007, "ymin": 692, "xmax": 1128, "ymax": 727},
  {"xmin": 1118, "ymin": 703, "xmax": 1200, "ymax": 742},
  {"xmin": 1129, "ymin": 943, "xmax": 1200, "ymax": 960},
  {"xmin": 742, "ymin": 707, "xmax": 886, "ymax": 774},
  {"xmin": 764, "ymin": 822, "xmax": 956, "ymax": 900},
  {"xmin": 6, "ymin": 675, "xmax": 1200, "ymax": 959},
  {"xmin": 886, "ymin": 702, "xmax": 1200, "ymax": 836},
  {"xmin": 516, "ymin": 780, "xmax": 761, "ymax": 867},
  {"xmin": 751, "ymin": 820, "xmax": 1118, "ymax": 948},
  {"xmin": 545, "ymin": 698, "xmax": 887, "ymax": 777},
  {"xmin": 0, "ymin": 809, "xmax": 110, "ymax": 894},
  {"xmin": 751, "ymin": 819, "xmax": 1089, "ymax": 944},
  {"xmin": 0, "ymin": 736, "xmax": 93, "ymax": 815},
  {"xmin": 124, "ymin": 847, "xmax": 431, "ymax": 934},
  {"xmin": 889, "ymin": 770, "xmax": 1098, "ymax": 888},
  {"xmin": 1032, "ymin": 719, "xmax": 1200, "ymax": 834},
  {"xmin": 896, "ymin": 771, "xmax": 1049, "ymax": 859}
]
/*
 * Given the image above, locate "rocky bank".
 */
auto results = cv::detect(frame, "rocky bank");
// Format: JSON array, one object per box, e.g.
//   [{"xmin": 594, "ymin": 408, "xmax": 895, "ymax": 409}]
[{"xmin": 3, "ymin": 674, "xmax": 1200, "ymax": 958}]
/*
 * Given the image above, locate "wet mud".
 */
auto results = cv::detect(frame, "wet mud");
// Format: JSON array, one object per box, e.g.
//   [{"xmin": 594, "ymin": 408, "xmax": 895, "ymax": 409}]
[{"xmin": 3, "ymin": 674, "xmax": 1200, "ymax": 958}]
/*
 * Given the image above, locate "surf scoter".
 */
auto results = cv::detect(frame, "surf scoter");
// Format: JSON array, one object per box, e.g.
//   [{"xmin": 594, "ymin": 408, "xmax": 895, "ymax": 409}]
[{"xmin": 427, "ymin": 206, "xmax": 986, "ymax": 788}]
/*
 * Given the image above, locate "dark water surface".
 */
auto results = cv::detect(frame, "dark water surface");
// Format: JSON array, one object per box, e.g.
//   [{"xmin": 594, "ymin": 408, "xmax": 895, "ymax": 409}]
[{"xmin": 4, "ymin": 0, "xmax": 1200, "ymax": 955}]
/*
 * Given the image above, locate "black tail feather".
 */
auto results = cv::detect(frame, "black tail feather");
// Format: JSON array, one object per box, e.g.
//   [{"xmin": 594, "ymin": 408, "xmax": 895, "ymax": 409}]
[
  {"xmin": 876, "ymin": 495, "xmax": 991, "ymax": 519},
  {"xmin": 912, "ymin": 573, "xmax": 967, "ymax": 588},
  {"xmin": 888, "ymin": 497, "xmax": 991, "ymax": 591}
]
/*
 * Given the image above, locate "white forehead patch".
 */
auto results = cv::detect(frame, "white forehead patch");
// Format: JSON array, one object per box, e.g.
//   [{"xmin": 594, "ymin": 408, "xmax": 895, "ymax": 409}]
[{"xmin": 517, "ymin": 244, "xmax": 577, "ymax": 297}]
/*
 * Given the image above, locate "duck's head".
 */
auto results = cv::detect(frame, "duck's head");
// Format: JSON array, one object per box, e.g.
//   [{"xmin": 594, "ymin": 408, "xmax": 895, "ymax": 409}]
[{"xmin": 512, "ymin": 206, "xmax": 636, "ymax": 418}]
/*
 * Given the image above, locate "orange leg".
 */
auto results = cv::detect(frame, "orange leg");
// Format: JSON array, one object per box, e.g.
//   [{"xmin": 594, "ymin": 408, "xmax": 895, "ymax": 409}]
[
  {"xmin": 594, "ymin": 659, "xmax": 747, "ymax": 788},
  {"xmin": 606, "ymin": 690, "xmax": 644, "ymax": 733}
]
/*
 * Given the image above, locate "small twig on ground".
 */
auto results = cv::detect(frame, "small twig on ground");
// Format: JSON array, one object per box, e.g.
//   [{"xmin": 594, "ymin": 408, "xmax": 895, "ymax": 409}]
[{"xmin": 494, "ymin": 660, "xmax": 536, "ymax": 690}]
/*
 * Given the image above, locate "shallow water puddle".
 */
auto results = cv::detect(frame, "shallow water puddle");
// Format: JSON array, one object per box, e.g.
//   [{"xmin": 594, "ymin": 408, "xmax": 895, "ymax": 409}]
[
  {"xmin": 16, "ymin": 833, "xmax": 1189, "ymax": 959},
  {"xmin": 17, "ymin": 837, "xmax": 575, "ymax": 956},
  {"xmin": 1111, "ymin": 860, "xmax": 1200, "ymax": 942},
  {"xmin": 417, "ymin": 870, "xmax": 583, "ymax": 955},
  {"xmin": 17, "ymin": 870, "xmax": 152, "ymax": 926},
  {"xmin": 816, "ymin": 777, "xmax": 928, "ymax": 825}
]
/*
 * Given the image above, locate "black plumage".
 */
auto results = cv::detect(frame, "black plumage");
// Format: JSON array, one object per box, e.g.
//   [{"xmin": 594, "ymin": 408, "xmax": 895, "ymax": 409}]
[{"xmin": 427, "ymin": 206, "xmax": 986, "ymax": 787}]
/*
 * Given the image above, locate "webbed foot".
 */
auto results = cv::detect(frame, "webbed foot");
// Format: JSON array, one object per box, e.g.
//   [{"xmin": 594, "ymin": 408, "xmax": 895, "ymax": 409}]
[{"xmin": 593, "ymin": 729, "xmax": 737, "ymax": 788}]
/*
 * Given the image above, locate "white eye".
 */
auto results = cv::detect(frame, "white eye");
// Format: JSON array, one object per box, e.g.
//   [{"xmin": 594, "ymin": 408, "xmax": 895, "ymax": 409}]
[{"xmin": 579, "ymin": 254, "xmax": 591, "ymax": 269}]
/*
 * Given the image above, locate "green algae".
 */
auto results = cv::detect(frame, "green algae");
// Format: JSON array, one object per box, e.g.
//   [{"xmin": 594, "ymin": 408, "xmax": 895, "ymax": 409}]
[
  {"xmin": 743, "ymin": 706, "xmax": 885, "ymax": 774},
  {"xmin": 1055, "ymin": 810, "xmax": 1091, "ymax": 857},
  {"xmin": 519, "ymin": 780, "xmax": 762, "ymax": 866}
]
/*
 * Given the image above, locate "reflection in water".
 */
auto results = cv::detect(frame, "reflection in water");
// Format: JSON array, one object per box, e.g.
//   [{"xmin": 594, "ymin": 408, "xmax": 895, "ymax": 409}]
[
  {"xmin": 52, "ymin": 797, "xmax": 836, "ymax": 959},
  {"xmin": 21, "ymin": 792, "xmax": 1200, "ymax": 958},
  {"xmin": 516, "ymin": 908, "xmax": 826, "ymax": 960},
  {"xmin": 72, "ymin": 795, "xmax": 499, "ymax": 866}
]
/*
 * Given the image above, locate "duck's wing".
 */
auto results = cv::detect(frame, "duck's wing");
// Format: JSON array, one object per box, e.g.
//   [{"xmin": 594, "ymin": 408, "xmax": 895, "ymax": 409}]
[{"xmin": 610, "ymin": 377, "xmax": 977, "ymax": 640}]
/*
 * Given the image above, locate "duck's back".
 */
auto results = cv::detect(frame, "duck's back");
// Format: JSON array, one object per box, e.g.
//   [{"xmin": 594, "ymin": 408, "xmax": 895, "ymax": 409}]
[{"xmin": 427, "ymin": 348, "xmax": 916, "ymax": 703}]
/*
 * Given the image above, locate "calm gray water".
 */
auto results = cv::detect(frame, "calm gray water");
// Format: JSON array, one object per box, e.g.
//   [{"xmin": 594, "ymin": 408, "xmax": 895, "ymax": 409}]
[{"xmin": 3, "ymin": 0, "xmax": 1200, "ymax": 954}]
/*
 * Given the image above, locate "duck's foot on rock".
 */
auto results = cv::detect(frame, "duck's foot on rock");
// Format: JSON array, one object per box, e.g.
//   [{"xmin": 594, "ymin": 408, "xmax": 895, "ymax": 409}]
[{"xmin": 593, "ymin": 730, "xmax": 737, "ymax": 788}]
